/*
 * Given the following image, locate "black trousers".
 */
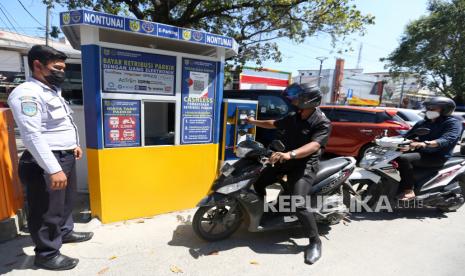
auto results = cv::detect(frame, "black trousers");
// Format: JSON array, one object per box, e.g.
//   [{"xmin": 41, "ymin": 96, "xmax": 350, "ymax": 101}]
[
  {"xmin": 396, "ymin": 152, "xmax": 447, "ymax": 191},
  {"xmin": 18, "ymin": 150, "xmax": 77, "ymax": 258},
  {"xmin": 254, "ymin": 160, "xmax": 320, "ymax": 240}
]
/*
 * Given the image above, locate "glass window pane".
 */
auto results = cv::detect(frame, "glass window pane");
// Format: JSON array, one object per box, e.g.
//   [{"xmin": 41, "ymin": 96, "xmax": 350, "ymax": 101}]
[{"xmin": 144, "ymin": 101, "xmax": 175, "ymax": 146}]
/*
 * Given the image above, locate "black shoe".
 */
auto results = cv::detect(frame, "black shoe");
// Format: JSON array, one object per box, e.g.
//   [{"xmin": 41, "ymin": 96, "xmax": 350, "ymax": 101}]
[
  {"xmin": 62, "ymin": 231, "xmax": 94, "ymax": 244},
  {"xmin": 34, "ymin": 254, "xmax": 79, "ymax": 270},
  {"xmin": 304, "ymin": 240, "xmax": 322, "ymax": 265}
]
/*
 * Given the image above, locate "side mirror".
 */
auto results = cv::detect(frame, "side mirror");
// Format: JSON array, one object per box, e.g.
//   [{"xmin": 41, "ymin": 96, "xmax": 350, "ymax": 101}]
[{"xmin": 269, "ymin": 140, "xmax": 285, "ymax": 152}]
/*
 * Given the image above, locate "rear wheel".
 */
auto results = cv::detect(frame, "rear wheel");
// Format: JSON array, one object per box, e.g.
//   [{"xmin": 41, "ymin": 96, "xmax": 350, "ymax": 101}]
[{"xmin": 193, "ymin": 203, "xmax": 243, "ymax": 241}]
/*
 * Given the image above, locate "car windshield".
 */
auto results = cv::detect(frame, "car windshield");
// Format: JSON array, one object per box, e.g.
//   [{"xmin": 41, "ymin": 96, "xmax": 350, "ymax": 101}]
[{"xmin": 399, "ymin": 110, "xmax": 423, "ymax": 122}]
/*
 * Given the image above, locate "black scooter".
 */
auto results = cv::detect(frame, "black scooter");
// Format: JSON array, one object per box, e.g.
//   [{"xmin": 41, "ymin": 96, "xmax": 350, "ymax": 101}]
[{"xmin": 192, "ymin": 140, "xmax": 356, "ymax": 241}]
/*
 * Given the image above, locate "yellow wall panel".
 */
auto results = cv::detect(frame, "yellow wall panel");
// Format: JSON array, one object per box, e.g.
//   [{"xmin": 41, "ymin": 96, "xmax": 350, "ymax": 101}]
[{"xmin": 87, "ymin": 144, "xmax": 218, "ymax": 223}]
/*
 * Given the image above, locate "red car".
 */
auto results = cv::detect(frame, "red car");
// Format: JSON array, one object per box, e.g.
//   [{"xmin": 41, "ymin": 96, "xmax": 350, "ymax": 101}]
[
  {"xmin": 223, "ymin": 90, "xmax": 411, "ymax": 159},
  {"xmin": 320, "ymin": 105, "xmax": 411, "ymax": 159}
]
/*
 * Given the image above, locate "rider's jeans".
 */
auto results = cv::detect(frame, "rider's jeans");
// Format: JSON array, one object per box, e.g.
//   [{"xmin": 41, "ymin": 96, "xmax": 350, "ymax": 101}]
[{"xmin": 397, "ymin": 152, "xmax": 447, "ymax": 192}]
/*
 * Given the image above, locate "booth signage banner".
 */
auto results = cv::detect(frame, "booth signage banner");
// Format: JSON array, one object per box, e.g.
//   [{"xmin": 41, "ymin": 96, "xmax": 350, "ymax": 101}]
[
  {"xmin": 181, "ymin": 58, "xmax": 217, "ymax": 144},
  {"xmin": 61, "ymin": 10, "xmax": 237, "ymax": 52},
  {"xmin": 103, "ymin": 99, "xmax": 141, "ymax": 147},
  {"xmin": 101, "ymin": 47, "xmax": 176, "ymax": 95}
]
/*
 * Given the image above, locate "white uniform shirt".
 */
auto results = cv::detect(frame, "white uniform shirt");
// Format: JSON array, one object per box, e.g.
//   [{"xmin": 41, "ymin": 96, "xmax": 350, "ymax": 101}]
[{"xmin": 8, "ymin": 77, "xmax": 79, "ymax": 174}]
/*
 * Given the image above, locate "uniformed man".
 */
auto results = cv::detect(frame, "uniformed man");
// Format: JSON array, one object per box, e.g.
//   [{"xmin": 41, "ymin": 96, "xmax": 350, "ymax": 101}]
[
  {"xmin": 8, "ymin": 45, "xmax": 93, "ymax": 271},
  {"xmin": 247, "ymin": 83, "xmax": 331, "ymax": 265}
]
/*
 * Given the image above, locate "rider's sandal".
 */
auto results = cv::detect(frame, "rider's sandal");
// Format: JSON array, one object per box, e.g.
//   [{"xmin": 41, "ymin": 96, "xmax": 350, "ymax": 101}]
[{"xmin": 397, "ymin": 191, "xmax": 416, "ymax": 201}]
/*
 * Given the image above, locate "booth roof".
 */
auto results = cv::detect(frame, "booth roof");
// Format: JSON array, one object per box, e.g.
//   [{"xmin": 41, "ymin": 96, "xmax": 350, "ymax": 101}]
[{"xmin": 60, "ymin": 10, "xmax": 238, "ymax": 59}]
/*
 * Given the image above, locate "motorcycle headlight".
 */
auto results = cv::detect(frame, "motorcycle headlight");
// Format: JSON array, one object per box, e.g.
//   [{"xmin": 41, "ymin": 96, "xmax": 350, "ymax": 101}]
[
  {"xmin": 220, "ymin": 162, "xmax": 235, "ymax": 176},
  {"xmin": 217, "ymin": 179, "xmax": 249, "ymax": 194},
  {"xmin": 236, "ymin": 146, "xmax": 252, "ymax": 158}
]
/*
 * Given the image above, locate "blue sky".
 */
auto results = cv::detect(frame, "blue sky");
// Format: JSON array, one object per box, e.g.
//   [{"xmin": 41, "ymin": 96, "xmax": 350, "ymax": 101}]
[{"xmin": 0, "ymin": 0, "xmax": 429, "ymax": 75}]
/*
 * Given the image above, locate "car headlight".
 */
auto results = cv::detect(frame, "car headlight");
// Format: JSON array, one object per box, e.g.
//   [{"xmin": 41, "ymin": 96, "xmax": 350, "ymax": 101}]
[{"xmin": 217, "ymin": 179, "xmax": 249, "ymax": 194}]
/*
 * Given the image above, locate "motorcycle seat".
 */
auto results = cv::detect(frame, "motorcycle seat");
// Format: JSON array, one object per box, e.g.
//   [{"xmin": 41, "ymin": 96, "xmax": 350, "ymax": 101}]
[
  {"xmin": 314, "ymin": 158, "xmax": 350, "ymax": 183},
  {"xmin": 415, "ymin": 157, "xmax": 464, "ymax": 169},
  {"xmin": 413, "ymin": 157, "xmax": 464, "ymax": 184},
  {"xmin": 442, "ymin": 157, "xmax": 464, "ymax": 168}
]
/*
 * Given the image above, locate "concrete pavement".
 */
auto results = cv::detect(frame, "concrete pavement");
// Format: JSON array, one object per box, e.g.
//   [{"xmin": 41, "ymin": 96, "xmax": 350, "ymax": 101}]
[{"xmin": 1, "ymin": 199, "xmax": 464, "ymax": 276}]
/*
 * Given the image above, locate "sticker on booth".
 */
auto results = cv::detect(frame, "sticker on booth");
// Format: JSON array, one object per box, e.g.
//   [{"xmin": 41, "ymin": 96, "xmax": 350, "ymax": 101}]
[
  {"xmin": 101, "ymin": 47, "xmax": 176, "ymax": 95},
  {"xmin": 181, "ymin": 58, "xmax": 217, "ymax": 144},
  {"xmin": 103, "ymin": 99, "xmax": 141, "ymax": 147}
]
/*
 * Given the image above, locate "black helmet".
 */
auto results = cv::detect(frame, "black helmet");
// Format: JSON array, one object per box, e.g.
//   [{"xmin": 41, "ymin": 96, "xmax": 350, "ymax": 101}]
[
  {"xmin": 282, "ymin": 83, "xmax": 322, "ymax": 109},
  {"xmin": 423, "ymin": 96, "xmax": 456, "ymax": 116}
]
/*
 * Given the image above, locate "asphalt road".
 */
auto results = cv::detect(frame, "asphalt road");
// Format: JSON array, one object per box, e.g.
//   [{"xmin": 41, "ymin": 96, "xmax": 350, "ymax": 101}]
[{"xmin": 1, "ymin": 202, "xmax": 464, "ymax": 276}]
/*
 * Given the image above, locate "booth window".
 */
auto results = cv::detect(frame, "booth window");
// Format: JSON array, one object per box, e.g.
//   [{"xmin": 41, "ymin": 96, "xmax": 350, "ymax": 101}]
[{"xmin": 144, "ymin": 101, "xmax": 175, "ymax": 146}]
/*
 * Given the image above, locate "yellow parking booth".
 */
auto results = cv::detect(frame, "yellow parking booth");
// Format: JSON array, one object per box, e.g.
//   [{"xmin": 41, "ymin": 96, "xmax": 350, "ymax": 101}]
[{"xmin": 60, "ymin": 10, "xmax": 238, "ymax": 223}]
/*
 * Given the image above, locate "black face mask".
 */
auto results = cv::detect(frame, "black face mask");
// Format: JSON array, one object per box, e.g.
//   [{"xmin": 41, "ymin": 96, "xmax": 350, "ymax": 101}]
[{"xmin": 44, "ymin": 69, "xmax": 66, "ymax": 87}]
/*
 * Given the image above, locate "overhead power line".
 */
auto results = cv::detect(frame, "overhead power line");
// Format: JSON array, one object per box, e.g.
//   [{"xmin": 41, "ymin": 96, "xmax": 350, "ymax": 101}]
[
  {"xmin": 17, "ymin": 0, "xmax": 45, "ymax": 27},
  {"xmin": 0, "ymin": 2, "xmax": 27, "ymax": 34},
  {"xmin": 0, "ymin": 6, "xmax": 20, "ymax": 34}
]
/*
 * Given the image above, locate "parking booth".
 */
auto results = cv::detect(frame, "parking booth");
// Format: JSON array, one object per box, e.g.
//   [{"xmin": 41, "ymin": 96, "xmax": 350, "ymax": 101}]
[{"xmin": 60, "ymin": 10, "xmax": 238, "ymax": 223}]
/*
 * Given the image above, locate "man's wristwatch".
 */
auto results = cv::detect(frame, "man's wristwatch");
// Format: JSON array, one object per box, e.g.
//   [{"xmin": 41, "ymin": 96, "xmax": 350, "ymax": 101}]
[{"xmin": 290, "ymin": 151, "xmax": 297, "ymax": 159}]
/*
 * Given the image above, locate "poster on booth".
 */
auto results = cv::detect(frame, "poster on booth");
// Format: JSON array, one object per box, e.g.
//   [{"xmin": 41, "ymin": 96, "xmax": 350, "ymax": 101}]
[
  {"xmin": 103, "ymin": 99, "xmax": 141, "ymax": 147},
  {"xmin": 101, "ymin": 47, "xmax": 176, "ymax": 95},
  {"xmin": 181, "ymin": 58, "xmax": 217, "ymax": 144}
]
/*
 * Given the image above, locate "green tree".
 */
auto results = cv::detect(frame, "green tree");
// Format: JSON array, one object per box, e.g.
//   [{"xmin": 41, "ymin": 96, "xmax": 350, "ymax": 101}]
[
  {"xmin": 49, "ymin": 0, "xmax": 373, "ymax": 66},
  {"xmin": 383, "ymin": 0, "xmax": 465, "ymax": 104}
]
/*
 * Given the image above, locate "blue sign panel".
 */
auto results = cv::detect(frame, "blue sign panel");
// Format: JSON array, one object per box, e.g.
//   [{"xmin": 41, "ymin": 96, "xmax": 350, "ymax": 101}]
[
  {"xmin": 181, "ymin": 58, "xmax": 217, "ymax": 144},
  {"xmin": 179, "ymin": 28, "xmax": 206, "ymax": 44},
  {"xmin": 103, "ymin": 99, "xmax": 141, "ymax": 148},
  {"xmin": 157, "ymin": 24, "xmax": 179, "ymax": 39},
  {"xmin": 101, "ymin": 47, "xmax": 176, "ymax": 95},
  {"xmin": 205, "ymin": 33, "xmax": 233, "ymax": 48},
  {"xmin": 347, "ymin": 88, "xmax": 353, "ymax": 99},
  {"xmin": 125, "ymin": 19, "xmax": 157, "ymax": 35},
  {"xmin": 62, "ymin": 10, "xmax": 125, "ymax": 30},
  {"xmin": 60, "ymin": 10, "xmax": 237, "ymax": 51}
]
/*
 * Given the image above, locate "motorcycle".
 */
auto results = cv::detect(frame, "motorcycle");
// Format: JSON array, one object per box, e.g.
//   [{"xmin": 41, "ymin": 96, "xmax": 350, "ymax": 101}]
[
  {"xmin": 348, "ymin": 127, "xmax": 465, "ymax": 212},
  {"xmin": 192, "ymin": 140, "xmax": 357, "ymax": 241}
]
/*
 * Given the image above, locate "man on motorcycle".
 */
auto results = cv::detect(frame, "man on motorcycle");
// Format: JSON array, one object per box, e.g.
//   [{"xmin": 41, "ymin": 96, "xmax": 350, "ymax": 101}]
[
  {"xmin": 397, "ymin": 96, "xmax": 462, "ymax": 200},
  {"xmin": 246, "ymin": 83, "xmax": 331, "ymax": 265}
]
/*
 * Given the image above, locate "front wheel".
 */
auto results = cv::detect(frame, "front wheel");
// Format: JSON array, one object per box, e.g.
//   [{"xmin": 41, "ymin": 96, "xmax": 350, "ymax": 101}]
[
  {"xmin": 193, "ymin": 203, "xmax": 243, "ymax": 242},
  {"xmin": 357, "ymin": 143, "xmax": 376, "ymax": 163}
]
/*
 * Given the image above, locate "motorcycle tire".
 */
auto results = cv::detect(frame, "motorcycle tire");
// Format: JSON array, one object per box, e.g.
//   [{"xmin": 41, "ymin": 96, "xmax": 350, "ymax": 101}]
[{"xmin": 193, "ymin": 205, "xmax": 243, "ymax": 242}]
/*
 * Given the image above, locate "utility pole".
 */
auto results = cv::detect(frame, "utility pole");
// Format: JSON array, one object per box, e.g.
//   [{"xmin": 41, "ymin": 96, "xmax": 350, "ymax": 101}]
[
  {"xmin": 45, "ymin": 1, "xmax": 51, "ymax": 45},
  {"xmin": 316, "ymin": 56, "xmax": 327, "ymax": 87},
  {"xmin": 356, "ymin": 43, "xmax": 363, "ymax": 69},
  {"xmin": 399, "ymin": 72, "xmax": 406, "ymax": 107}
]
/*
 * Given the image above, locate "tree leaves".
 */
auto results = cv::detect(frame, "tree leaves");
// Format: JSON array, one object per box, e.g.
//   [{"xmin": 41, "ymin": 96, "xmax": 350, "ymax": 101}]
[
  {"xmin": 48, "ymin": 0, "xmax": 373, "ymax": 66},
  {"xmin": 383, "ymin": 0, "xmax": 465, "ymax": 103}
]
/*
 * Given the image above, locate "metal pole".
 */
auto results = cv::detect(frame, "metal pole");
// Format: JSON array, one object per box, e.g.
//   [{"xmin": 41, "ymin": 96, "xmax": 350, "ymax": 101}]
[
  {"xmin": 45, "ymin": 3, "xmax": 50, "ymax": 46},
  {"xmin": 399, "ymin": 72, "xmax": 406, "ymax": 107},
  {"xmin": 316, "ymin": 57, "xmax": 327, "ymax": 87}
]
